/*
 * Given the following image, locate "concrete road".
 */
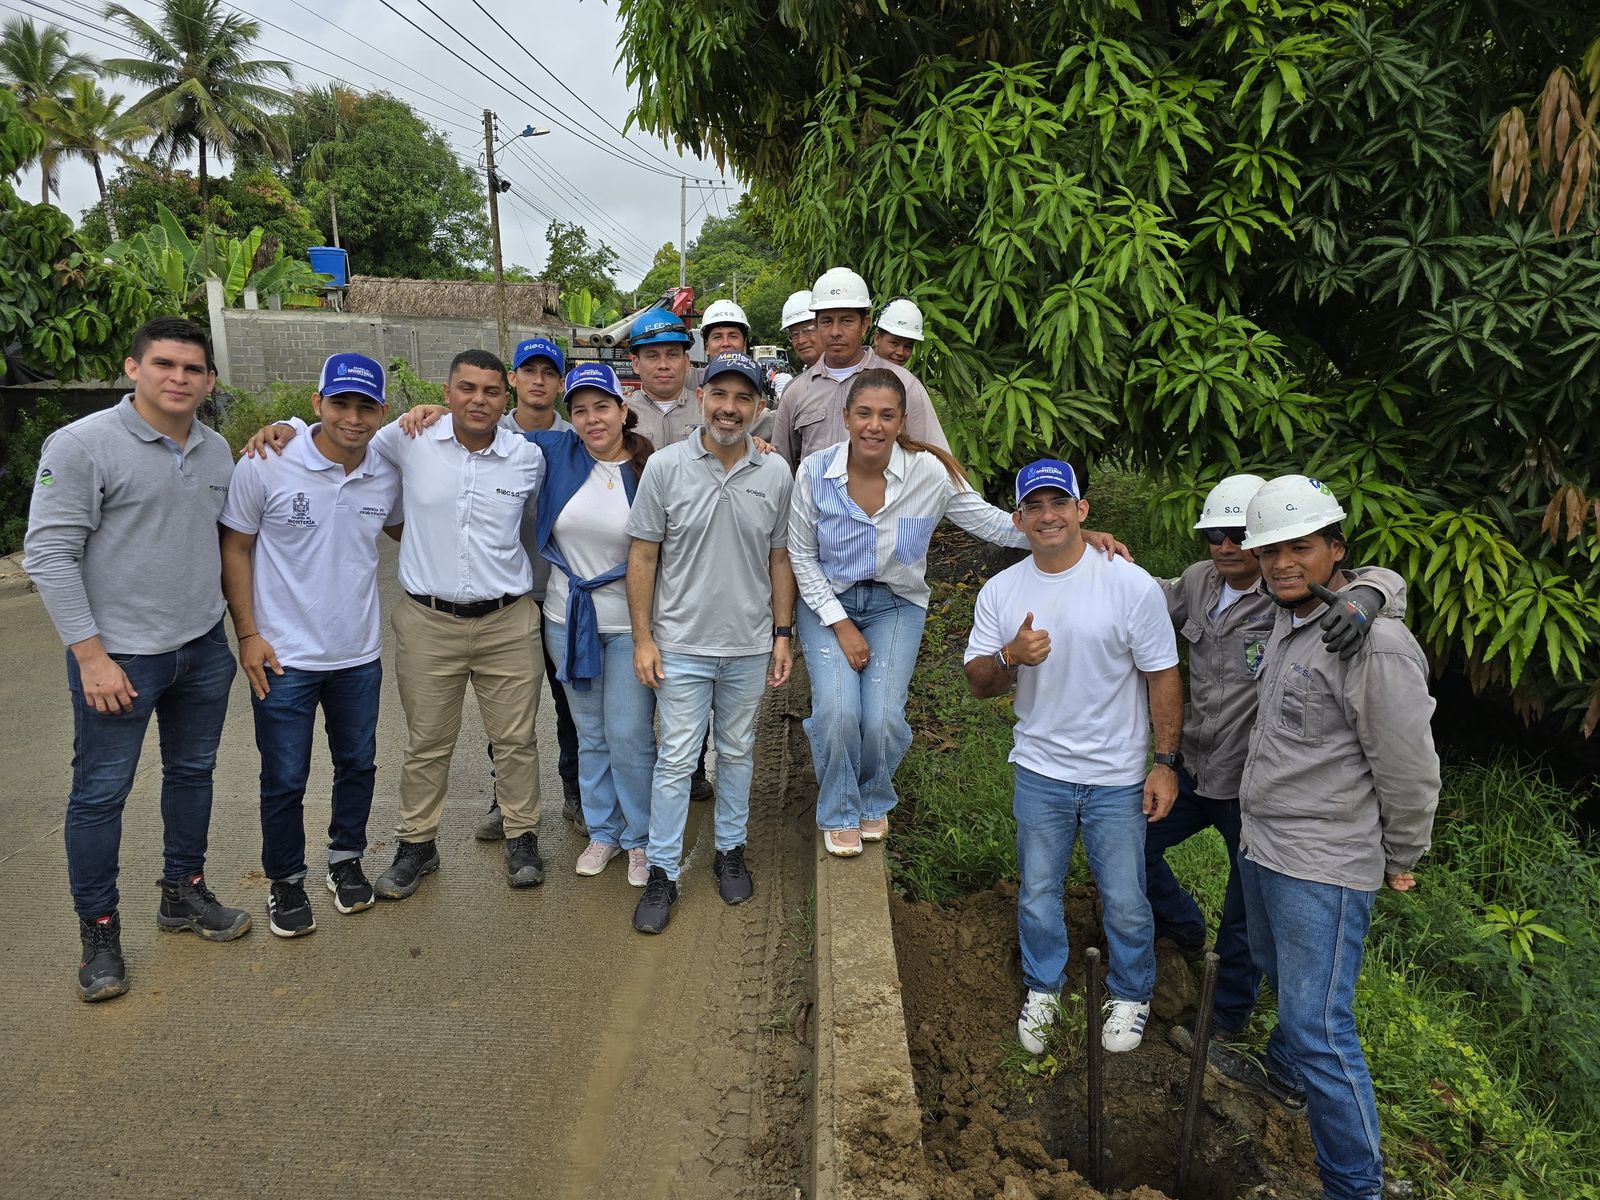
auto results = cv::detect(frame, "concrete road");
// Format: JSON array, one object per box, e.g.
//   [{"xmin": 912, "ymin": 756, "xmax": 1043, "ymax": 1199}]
[{"xmin": 0, "ymin": 543, "xmax": 804, "ymax": 1199}]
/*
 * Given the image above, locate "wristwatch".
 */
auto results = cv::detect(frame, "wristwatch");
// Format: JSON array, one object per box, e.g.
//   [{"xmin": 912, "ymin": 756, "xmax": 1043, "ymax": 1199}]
[
  {"xmin": 1152, "ymin": 751, "xmax": 1183, "ymax": 770},
  {"xmin": 773, "ymin": 625, "xmax": 793, "ymax": 640}
]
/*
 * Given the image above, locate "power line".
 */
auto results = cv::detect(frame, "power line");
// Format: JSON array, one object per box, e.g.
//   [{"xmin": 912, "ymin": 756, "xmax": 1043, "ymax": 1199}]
[{"xmin": 502, "ymin": 139, "xmax": 659, "ymax": 263}]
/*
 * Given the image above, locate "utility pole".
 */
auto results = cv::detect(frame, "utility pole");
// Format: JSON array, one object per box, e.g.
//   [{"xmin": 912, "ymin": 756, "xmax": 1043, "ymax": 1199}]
[
  {"xmin": 483, "ymin": 109, "xmax": 509, "ymax": 362},
  {"xmin": 732, "ymin": 272, "xmax": 738, "ymax": 303},
  {"xmin": 679, "ymin": 175, "xmax": 688, "ymax": 289}
]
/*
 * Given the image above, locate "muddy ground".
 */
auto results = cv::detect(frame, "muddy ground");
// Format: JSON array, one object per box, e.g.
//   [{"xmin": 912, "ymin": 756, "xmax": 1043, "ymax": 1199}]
[{"xmin": 885, "ymin": 883, "xmax": 1324, "ymax": 1200}]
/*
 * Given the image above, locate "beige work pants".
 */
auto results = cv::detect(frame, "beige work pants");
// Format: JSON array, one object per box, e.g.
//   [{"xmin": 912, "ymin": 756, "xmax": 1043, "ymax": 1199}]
[{"xmin": 391, "ymin": 594, "xmax": 543, "ymax": 841}]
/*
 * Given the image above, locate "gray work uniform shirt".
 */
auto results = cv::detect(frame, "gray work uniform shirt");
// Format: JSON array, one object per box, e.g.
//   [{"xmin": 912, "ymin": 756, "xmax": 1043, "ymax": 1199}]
[
  {"xmin": 1238, "ymin": 570, "xmax": 1441, "ymax": 891},
  {"xmin": 771, "ymin": 350, "xmax": 949, "ymax": 467},
  {"xmin": 625, "ymin": 433, "xmax": 793, "ymax": 657},
  {"xmin": 1162, "ymin": 562, "xmax": 1408, "ymax": 800},
  {"xmin": 627, "ymin": 383, "xmax": 700, "ymax": 452},
  {"xmin": 24, "ymin": 396, "xmax": 233, "ymax": 654},
  {"xmin": 500, "ymin": 410, "xmax": 571, "ymax": 601}
]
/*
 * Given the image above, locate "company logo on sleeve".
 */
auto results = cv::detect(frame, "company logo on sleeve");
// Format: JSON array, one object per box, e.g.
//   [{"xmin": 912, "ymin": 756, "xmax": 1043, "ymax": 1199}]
[{"xmin": 36, "ymin": 468, "xmax": 54, "ymax": 487}]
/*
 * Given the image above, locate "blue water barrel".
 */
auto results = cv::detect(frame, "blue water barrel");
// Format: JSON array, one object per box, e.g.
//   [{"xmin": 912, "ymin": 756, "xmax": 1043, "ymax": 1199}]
[{"xmin": 308, "ymin": 246, "xmax": 348, "ymax": 287}]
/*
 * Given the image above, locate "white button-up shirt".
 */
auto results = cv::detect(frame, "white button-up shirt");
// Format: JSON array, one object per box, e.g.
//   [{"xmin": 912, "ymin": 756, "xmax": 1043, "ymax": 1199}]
[
  {"xmin": 787, "ymin": 440, "xmax": 1025, "ymax": 624},
  {"xmin": 369, "ymin": 416, "xmax": 546, "ymax": 603}
]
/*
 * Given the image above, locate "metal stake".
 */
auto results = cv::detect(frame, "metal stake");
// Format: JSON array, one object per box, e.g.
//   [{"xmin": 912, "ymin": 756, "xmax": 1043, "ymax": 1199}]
[
  {"xmin": 1177, "ymin": 951, "xmax": 1222, "ymax": 1196},
  {"xmin": 1085, "ymin": 946, "xmax": 1104, "ymax": 1190}
]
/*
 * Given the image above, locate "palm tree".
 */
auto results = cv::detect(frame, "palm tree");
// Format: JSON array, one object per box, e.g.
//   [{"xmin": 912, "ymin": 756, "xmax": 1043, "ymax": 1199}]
[
  {"xmin": 33, "ymin": 77, "xmax": 154, "ymax": 240},
  {"xmin": 0, "ymin": 16, "xmax": 96, "ymax": 202},
  {"xmin": 100, "ymin": 0, "xmax": 291, "ymax": 203},
  {"xmin": 295, "ymin": 83, "xmax": 361, "ymax": 249}
]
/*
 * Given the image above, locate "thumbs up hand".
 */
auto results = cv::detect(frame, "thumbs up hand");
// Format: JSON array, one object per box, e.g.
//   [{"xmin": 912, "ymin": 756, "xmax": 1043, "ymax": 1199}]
[{"xmin": 1007, "ymin": 611, "xmax": 1052, "ymax": 667}]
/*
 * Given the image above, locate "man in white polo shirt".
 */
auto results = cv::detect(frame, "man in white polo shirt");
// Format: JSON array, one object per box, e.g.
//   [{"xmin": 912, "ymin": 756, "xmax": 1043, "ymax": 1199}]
[
  {"xmin": 221, "ymin": 352, "xmax": 401, "ymax": 936},
  {"xmin": 248, "ymin": 349, "xmax": 548, "ymax": 897}
]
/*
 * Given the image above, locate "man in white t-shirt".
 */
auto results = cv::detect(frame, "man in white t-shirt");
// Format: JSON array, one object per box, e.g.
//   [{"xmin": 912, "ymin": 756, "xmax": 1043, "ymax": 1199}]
[
  {"xmin": 964, "ymin": 459, "xmax": 1182, "ymax": 1057},
  {"xmin": 220, "ymin": 352, "xmax": 402, "ymax": 937}
]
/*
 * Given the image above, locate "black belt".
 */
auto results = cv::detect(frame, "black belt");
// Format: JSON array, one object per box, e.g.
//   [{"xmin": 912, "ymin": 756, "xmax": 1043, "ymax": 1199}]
[
  {"xmin": 407, "ymin": 592, "xmax": 525, "ymax": 619},
  {"xmin": 847, "ymin": 580, "xmax": 892, "ymax": 589}
]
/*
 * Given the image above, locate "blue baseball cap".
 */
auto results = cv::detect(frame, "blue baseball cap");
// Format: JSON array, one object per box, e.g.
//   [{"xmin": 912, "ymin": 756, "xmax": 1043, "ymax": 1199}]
[
  {"xmin": 318, "ymin": 352, "xmax": 386, "ymax": 405},
  {"xmin": 512, "ymin": 337, "xmax": 564, "ymax": 373},
  {"xmin": 701, "ymin": 351, "xmax": 763, "ymax": 390},
  {"xmin": 1015, "ymin": 459, "xmax": 1081, "ymax": 502},
  {"xmin": 629, "ymin": 307, "xmax": 693, "ymax": 350},
  {"xmin": 563, "ymin": 362, "xmax": 623, "ymax": 401}
]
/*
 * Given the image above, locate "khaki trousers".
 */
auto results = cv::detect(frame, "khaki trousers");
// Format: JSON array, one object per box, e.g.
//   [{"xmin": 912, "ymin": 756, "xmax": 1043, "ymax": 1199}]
[{"xmin": 391, "ymin": 594, "xmax": 543, "ymax": 841}]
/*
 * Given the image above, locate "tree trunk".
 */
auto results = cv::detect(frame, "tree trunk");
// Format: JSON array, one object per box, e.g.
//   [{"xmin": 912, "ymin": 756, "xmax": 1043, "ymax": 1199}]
[
  {"xmin": 92, "ymin": 154, "xmax": 119, "ymax": 243},
  {"xmin": 329, "ymin": 188, "xmax": 340, "ymax": 249}
]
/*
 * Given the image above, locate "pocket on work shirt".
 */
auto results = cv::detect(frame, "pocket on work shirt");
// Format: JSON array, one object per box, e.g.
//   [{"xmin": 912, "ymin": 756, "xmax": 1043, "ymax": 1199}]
[
  {"xmin": 1276, "ymin": 679, "xmax": 1323, "ymax": 743},
  {"xmin": 893, "ymin": 515, "xmax": 939, "ymax": 566},
  {"xmin": 1240, "ymin": 629, "xmax": 1268, "ymax": 679},
  {"xmin": 1179, "ymin": 618, "xmax": 1203, "ymax": 645}
]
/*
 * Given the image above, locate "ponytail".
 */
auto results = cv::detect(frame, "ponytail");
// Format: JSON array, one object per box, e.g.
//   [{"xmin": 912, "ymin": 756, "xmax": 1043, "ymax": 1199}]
[
  {"xmin": 846, "ymin": 367, "xmax": 971, "ymax": 487},
  {"xmin": 621, "ymin": 405, "xmax": 654, "ymax": 480}
]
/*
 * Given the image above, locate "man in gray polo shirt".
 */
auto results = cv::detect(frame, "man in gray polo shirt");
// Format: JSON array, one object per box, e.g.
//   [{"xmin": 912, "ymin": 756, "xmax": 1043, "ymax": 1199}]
[
  {"xmin": 625, "ymin": 352, "xmax": 796, "ymax": 934},
  {"xmin": 24, "ymin": 316, "xmax": 252, "ymax": 1004}
]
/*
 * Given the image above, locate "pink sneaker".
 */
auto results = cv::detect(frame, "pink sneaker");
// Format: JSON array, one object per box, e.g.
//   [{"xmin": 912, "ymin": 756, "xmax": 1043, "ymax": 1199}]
[
  {"xmin": 575, "ymin": 841, "xmax": 620, "ymax": 877},
  {"xmin": 627, "ymin": 848, "xmax": 649, "ymax": 887}
]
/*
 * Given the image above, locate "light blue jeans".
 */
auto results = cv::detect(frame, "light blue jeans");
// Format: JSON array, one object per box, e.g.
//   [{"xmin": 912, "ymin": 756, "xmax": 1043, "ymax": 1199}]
[
  {"xmin": 1239, "ymin": 856, "xmax": 1383, "ymax": 1200},
  {"xmin": 1013, "ymin": 766, "xmax": 1156, "ymax": 1002},
  {"xmin": 797, "ymin": 584, "xmax": 927, "ymax": 831},
  {"xmin": 647, "ymin": 651, "xmax": 767, "ymax": 880},
  {"xmin": 543, "ymin": 618, "xmax": 655, "ymax": 851}
]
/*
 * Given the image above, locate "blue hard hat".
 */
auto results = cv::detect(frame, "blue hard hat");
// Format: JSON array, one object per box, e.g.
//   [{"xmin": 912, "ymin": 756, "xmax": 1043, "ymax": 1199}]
[
  {"xmin": 628, "ymin": 307, "xmax": 692, "ymax": 350},
  {"xmin": 319, "ymin": 352, "xmax": 386, "ymax": 405},
  {"xmin": 564, "ymin": 362, "xmax": 623, "ymax": 401},
  {"xmin": 512, "ymin": 337, "xmax": 565, "ymax": 374}
]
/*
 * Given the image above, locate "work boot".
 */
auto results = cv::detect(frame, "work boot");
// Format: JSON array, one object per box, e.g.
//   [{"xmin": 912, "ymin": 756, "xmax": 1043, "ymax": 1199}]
[
  {"xmin": 713, "ymin": 845, "xmax": 754, "ymax": 905},
  {"xmin": 77, "ymin": 913, "xmax": 129, "ymax": 1003},
  {"xmin": 633, "ymin": 866, "xmax": 678, "ymax": 934},
  {"xmin": 326, "ymin": 859, "xmax": 376, "ymax": 914},
  {"xmin": 267, "ymin": 879, "xmax": 316, "ymax": 938},
  {"xmin": 157, "ymin": 873, "xmax": 252, "ymax": 941},
  {"xmin": 561, "ymin": 777, "xmax": 587, "ymax": 836},
  {"xmin": 689, "ymin": 767, "xmax": 713, "ymax": 804},
  {"xmin": 506, "ymin": 832, "xmax": 545, "ymax": 888},
  {"xmin": 374, "ymin": 840, "xmax": 440, "ymax": 900},
  {"xmin": 474, "ymin": 803, "xmax": 504, "ymax": 842},
  {"xmin": 1168, "ymin": 1022, "xmax": 1307, "ymax": 1113}
]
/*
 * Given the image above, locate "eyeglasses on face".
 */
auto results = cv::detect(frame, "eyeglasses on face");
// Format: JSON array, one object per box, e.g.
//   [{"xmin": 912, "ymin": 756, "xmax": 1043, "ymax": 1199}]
[{"xmin": 1203, "ymin": 527, "xmax": 1247, "ymax": 546}]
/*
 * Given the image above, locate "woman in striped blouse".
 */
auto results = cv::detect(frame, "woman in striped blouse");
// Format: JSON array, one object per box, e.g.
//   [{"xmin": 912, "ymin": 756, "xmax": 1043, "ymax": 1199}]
[{"xmin": 788, "ymin": 369, "xmax": 1033, "ymax": 856}]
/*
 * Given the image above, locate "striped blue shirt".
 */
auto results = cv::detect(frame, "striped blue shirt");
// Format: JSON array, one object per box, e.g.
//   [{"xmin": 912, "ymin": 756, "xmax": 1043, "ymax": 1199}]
[{"xmin": 788, "ymin": 441, "xmax": 1026, "ymax": 624}]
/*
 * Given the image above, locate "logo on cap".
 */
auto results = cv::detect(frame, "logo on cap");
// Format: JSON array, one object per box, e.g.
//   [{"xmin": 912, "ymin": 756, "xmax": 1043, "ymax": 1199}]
[{"xmin": 1015, "ymin": 459, "xmax": 1082, "ymax": 503}]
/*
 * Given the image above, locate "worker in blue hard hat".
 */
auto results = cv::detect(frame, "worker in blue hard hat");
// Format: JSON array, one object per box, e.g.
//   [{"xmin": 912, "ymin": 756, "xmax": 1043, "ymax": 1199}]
[{"xmin": 626, "ymin": 308, "xmax": 697, "ymax": 452}]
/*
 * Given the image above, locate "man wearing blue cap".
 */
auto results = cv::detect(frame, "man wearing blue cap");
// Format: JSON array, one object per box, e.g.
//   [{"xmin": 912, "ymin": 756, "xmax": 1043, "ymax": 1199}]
[
  {"xmin": 963, "ymin": 460, "xmax": 1182, "ymax": 1058},
  {"xmin": 220, "ymin": 353, "xmax": 402, "ymax": 936},
  {"xmin": 626, "ymin": 352, "xmax": 796, "ymax": 934},
  {"xmin": 476, "ymin": 336, "xmax": 585, "ymax": 841}
]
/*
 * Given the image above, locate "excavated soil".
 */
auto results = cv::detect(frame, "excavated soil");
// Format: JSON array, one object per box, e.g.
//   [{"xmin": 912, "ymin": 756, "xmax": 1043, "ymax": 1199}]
[{"xmin": 889, "ymin": 882, "xmax": 1325, "ymax": 1200}]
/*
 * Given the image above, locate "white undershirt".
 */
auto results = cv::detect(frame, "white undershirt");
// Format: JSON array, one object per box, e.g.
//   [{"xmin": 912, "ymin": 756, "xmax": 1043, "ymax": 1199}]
[
  {"xmin": 544, "ymin": 459, "xmax": 633, "ymax": 632},
  {"xmin": 1211, "ymin": 581, "xmax": 1249, "ymax": 621},
  {"xmin": 823, "ymin": 359, "xmax": 866, "ymax": 383}
]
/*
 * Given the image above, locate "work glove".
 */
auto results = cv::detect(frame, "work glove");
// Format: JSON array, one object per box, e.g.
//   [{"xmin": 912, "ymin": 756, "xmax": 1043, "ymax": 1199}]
[{"xmin": 1308, "ymin": 580, "xmax": 1384, "ymax": 659}]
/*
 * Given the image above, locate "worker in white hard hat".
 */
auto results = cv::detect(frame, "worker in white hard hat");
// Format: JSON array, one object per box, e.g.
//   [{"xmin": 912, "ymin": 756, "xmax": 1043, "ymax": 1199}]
[
  {"xmin": 772, "ymin": 267, "xmax": 949, "ymax": 467},
  {"xmin": 687, "ymin": 298, "xmax": 774, "ymax": 439},
  {"xmin": 872, "ymin": 298, "xmax": 924, "ymax": 368},
  {"xmin": 1146, "ymin": 474, "xmax": 1405, "ymax": 1106},
  {"xmin": 780, "ymin": 290, "xmax": 820, "ymax": 375},
  {"xmin": 1235, "ymin": 474, "xmax": 1439, "ymax": 1200}
]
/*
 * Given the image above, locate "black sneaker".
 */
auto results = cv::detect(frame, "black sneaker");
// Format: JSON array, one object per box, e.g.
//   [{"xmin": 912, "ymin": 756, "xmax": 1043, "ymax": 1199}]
[
  {"xmin": 714, "ymin": 845, "xmax": 754, "ymax": 905},
  {"xmin": 326, "ymin": 859, "xmax": 376, "ymax": 914},
  {"xmin": 267, "ymin": 879, "xmax": 316, "ymax": 938},
  {"xmin": 689, "ymin": 769, "xmax": 714, "ymax": 804},
  {"xmin": 374, "ymin": 840, "xmax": 440, "ymax": 900},
  {"xmin": 633, "ymin": 866, "xmax": 678, "ymax": 934},
  {"xmin": 561, "ymin": 778, "xmax": 588, "ymax": 836},
  {"xmin": 506, "ymin": 831, "xmax": 545, "ymax": 887},
  {"xmin": 77, "ymin": 912, "xmax": 129, "ymax": 1003},
  {"xmin": 474, "ymin": 803, "xmax": 505, "ymax": 842},
  {"xmin": 1168, "ymin": 1022, "xmax": 1307, "ymax": 1113},
  {"xmin": 157, "ymin": 873, "xmax": 253, "ymax": 941}
]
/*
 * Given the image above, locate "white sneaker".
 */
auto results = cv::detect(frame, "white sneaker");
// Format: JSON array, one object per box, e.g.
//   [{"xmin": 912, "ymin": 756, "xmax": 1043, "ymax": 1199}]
[
  {"xmin": 626, "ymin": 848, "xmax": 649, "ymax": 887},
  {"xmin": 575, "ymin": 841, "xmax": 620, "ymax": 877},
  {"xmin": 1101, "ymin": 998, "xmax": 1151, "ymax": 1052},
  {"xmin": 1017, "ymin": 989, "xmax": 1058, "ymax": 1055}
]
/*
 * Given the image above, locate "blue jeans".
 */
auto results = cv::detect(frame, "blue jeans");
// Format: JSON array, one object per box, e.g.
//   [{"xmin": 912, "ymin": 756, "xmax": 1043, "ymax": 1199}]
[
  {"xmin": 251, "ymin": 659, "xmax": 382, "ymax": 882},
  {"xmin": 544, "ymin": 619, "xmax": 655, "ymax": 850},
  {"xmin": 797, "ymin": 584, "xmax": 926, "ymax": 830},
  {"xmin": 1239, "ymin": 856, "xmax": 1383, "ymax": 1200},
  {"xmin": 647, "ymin": 651, "xmax": 767, "ymax": 880},
  {"xmin": 1143, "ymin": 770, "xmax": 1261, "ymax": 1033},
  {"xmin": 64, "ymin": 620, "xmax": 237, "ymax": 919},
  {"xmin": 1014, "ymin": 766, "xmax": 1155, "ymax": 1001}
]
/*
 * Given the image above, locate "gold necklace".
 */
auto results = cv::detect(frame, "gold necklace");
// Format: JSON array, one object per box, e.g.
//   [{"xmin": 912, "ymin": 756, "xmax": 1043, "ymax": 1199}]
[{"xmin": 599, "ymin": 459, "xmax": 623, "ymax": 490}]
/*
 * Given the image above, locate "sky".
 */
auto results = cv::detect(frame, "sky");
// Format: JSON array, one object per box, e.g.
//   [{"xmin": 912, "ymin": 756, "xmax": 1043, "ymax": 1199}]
[{"xmin": 6, "ymin": 0, "xmax": 740, "ymax": 289}]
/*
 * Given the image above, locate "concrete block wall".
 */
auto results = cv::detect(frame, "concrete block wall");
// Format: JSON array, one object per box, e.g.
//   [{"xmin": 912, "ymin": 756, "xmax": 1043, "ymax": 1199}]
[{"xmin": 218, "ymin": 310, "xmax": 564, "ymax": 391}]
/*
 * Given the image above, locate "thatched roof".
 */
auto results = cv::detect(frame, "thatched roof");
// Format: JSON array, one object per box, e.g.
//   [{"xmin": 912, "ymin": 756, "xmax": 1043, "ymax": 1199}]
[{"xmin": 345, "ymin": 275, "xmax": 560, "ymax": 321}]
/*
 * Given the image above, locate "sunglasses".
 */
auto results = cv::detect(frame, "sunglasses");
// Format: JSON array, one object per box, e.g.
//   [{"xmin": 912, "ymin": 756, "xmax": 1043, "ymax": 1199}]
[{"xmin": 1203, "ymin": 527, "xmax": 1247, "ymax": 546}]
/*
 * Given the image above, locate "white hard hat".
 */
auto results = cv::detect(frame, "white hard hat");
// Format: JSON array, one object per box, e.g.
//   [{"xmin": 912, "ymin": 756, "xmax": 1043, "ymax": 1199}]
[
  {"xmin": 876, "ymin": 297, "xmax": 924, "ymax": 341},
  {"xmin": 701, "ymin": 298, "xmax": 749, "ymax": 333},
  {"xmin": 781, "ymin": 290, "xmax": 815, "ymax": 330},
  {"xmin": 1195, "ymin": 474, "xmax": 1267, "ymax": 530},
  {"xmin": 1241, "ymin": 475, "xmax": 1348, "ymax": 550},
  {"xmin": 811, "ymin": 267, "xmax": 871, "ymax": 310}
]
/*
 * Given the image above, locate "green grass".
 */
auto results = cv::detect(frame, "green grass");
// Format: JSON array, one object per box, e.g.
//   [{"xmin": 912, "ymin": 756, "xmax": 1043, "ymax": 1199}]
[{"xmin": 891, "ymin": 471, "xmax": 1600, "ymax": 1197}]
